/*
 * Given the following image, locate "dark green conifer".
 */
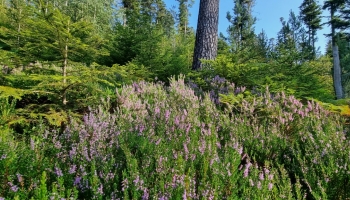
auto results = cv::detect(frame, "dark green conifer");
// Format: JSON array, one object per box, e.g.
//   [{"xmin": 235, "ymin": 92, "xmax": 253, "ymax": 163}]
[
  {"xmin": 299, "ymin": 0, "xmax": 322, "ymax": 58},
  {"xmin": 226, "ymin": 0, "xmax": 256, "ymax": 50}
]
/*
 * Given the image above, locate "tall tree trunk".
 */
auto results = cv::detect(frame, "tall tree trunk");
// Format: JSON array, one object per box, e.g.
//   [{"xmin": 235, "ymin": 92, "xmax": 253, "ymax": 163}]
[
  {"xmin": 192, "ymin": 0, "xmax": 219, "ymax": 70},
  {"xmin": 63, "ymin": 42, "xmax": 68, "ymax": 105},
  {"xmin": 333, "ymin": 45, "xmax": 343, "ymax": 99},
  {"xmin": 45, "ymin": 0, "xmax": 48, "ymax": 14},
  {"xmin": 63, "ymin": 20, "xmax": 69, "ymax": 105},
  {"xmin": 312, "ymin": 29, "xmax": 315, "ymax": 56},
  {"xmin": 331, "ymin": 5, "xmax": 343, "ymax": 99},
  {"xmin": 17, "ymin": 8, "xmax": 21, "ymax": 48}
]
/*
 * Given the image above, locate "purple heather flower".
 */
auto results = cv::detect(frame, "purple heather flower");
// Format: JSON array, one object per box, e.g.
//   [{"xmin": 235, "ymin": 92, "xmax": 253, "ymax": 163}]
[
  {"xmin": 11, "ymin": 186, "xmax": 19, "ymax": 193},
  {"xmin": 55, "ymin": 167, "xmax": 63, "ymax": 177},
  {"xmin": 122, "ymin": 178, "xmax": 128, "ymax": 191},
  {"xmin": 165, "ymin": 110, "xmax": 171, "ymax": 122},
  {"xmin": 259, "ymin": 172, "xmax": 264, "ymax": 180},
  {"xmin": 268, "ymin": 174, "xmax": 274, "ymax": 180},
  {"xmin": 208, "ymin": 192, "xmax": 214, "ymax": 200},
  {"xmin": 243, "ymin": 162, "xmax": 252, "ymax": 178},
  {"xmin": 142, "ymin": 188, "xmax": 149, "ymax": 200},
  {"xmin": 183, "ymin": 143, "xmax": 189, "ymax": 155},
  {"xmin": 69, "ymin": 165, "xmax": 76, "ymax": 174},
  {"xmin": 174, "ymin": 116, "xmax": 180, "ymax": 126},
  {"xmin": 216, "ymin": 142, "xmax": 221, "ymax": 149},
  {"xmin": 69, "ymin": 147, "xmax": 77, "ymax": 159},
  {"xmin": 54, "ymin": 140, "xmax": 62, "ymax": 149},
  {"xmin": 155, "ymin": 138, "xmax": 161, "ymax": 145},
  {"xmin": 97, "ymin": 184, "xmax": 104, "ymax": 195},
  {"xmin": 185, "ymin": 124, "xmax": 191, "ymax": 134},
  {"xmin": 249, "ymin": 179, "xmax": 254, "ymax": 187},
  {"xmin": 182, "ymin": 189, "xmax": 187, "ymax": 200},
  {"xmin": 1, "ymin": 154, "xmax": 6, "ymax": 160},
  {"xmin": 198, "ymin": 140, "xmax": 206, "ymax": 155},
  {"xmin": 139, "ymin": 124, "xmax": 145, "ymax": 134},
  {"xmin": 172, "ymin": 174, "xmax": 177, "ymax": 189},
  {"xmin": 133, "ymin": 82, "xmax": 141, "ymax": 93},
  {"xmin": 155, "ymin": 107, "xmax": 160, "ymax": 116},
  {"xmin": 8, "ymin": 182, "xmax": 19, "ymax": 192},
  {"xmin": 74, "ymin": 177, "xmax": 82, "ymax": 186},
  {"xmin": 106, "ymin": 172, "xmax": 115, "ymax": 181},
  {"xmin": 16, "ymin": 173, "xmax": 23, "ymax": 183},
  {"xmin": 133, "ymin": 175, "xmax": 140, "ymax": 186},
  {"xmin": 268, "ymin": 183, "xmax": 273, "ymax": 190},
  {"xmin": 237, "ymin": 147, "xmax": 243, "ymax": 155},
  {"xmin": 191, "ymin": 154, "xmax": 196, "ymax": 161},
  {"xmin": 0, "ymin": 197, "xmax": 5, "ymax": 200},
  {"xmin": 264, "ymin": 168, "xmax": 270, "ymax": 175},
  {"xmin": 257, "ymin": 181, "xmax": 262, "ymax": 189}
]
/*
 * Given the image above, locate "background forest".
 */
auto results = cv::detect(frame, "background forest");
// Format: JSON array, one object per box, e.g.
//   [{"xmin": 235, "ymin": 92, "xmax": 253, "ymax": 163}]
[{"xmin": 0, "ymin": 0, "xmax": 350, "ymax": 199}]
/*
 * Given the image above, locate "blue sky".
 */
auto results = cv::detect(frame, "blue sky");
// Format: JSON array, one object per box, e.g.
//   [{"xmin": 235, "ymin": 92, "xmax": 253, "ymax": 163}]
[{"xmin": 164, "ymin": 0, "xmax": 330, "ymax": 54}]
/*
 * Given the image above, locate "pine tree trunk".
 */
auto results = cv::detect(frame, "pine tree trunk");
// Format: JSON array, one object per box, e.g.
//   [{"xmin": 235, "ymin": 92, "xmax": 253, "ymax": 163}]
[
  {"xmin": 45, "ymin": 0, "xmax": 48, "ymax": 14},
  {"xmin": 332, "ymin": 45, "xmax": 343, "ymax": 99},
  {"xmin": 312, "ymin": 30, "xmax": 315, "ymax": 57},
  {"xmin": 330, "ymin": 5, "xmax": 343, "ymax": 99},
  {"xmin": 63, "ymin": 42, "xmax": 68, "ymax": 105},
  {"xmin": 192, "ymin": 0, "xmax": 219, "ymax": 70},
  {"xmin": 63, "ymin": 20, "xmax": 70, "ymax": 105}
]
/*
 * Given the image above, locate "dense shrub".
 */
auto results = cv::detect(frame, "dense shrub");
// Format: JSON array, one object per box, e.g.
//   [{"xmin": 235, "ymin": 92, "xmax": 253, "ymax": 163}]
[
  {"xmin": 0, "ymin": 76, "xmax": 349, "ymax": 199},
  {"xmin": 206, "ymin": 55, "xmax": 334, "ymax": 101}
]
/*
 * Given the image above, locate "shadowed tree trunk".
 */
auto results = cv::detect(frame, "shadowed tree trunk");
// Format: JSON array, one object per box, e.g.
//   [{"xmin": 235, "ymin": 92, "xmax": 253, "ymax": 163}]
[
  {"xmin": 192, "ymin": 0, "xmax": 219, "ymax": 70},
  {"xmin": 330, "ymin": 4, "xmax": 343, "ymax": 99},
  {"xmin": 323, "ymin": 0, "xmax": 345, "ymax": 99},
  {"xmin": 332, "ymin": 45, "xmax": 343, "ymax": 99}
]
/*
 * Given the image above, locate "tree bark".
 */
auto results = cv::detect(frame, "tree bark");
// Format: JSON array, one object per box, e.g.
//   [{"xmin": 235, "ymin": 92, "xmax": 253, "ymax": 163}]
[
  {"xmin": 330, "ymin": 5, "xmax": 343, "ymax": 99},
  {"xmin": 332, "ymin": 45, "xmax": 343, "ymax": 99},
  {"xmin": 63, "ymin": 42, "xmax": 68, "ymax": 105},
  {"xmin": 63, "ymin": 20, "xmax": 69, "ymax": 105},
  {"xmin": 192, "ymin": 0, "xmax": 219, "ymax": 70}
]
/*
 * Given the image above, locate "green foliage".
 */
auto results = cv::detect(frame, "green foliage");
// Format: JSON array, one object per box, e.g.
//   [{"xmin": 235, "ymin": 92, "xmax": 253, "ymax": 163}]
[
  {"xmin": 204, "ymin": 53, "xmax": 334, "ymax": 101},
  {"xmin": 110, "ymin": 20, "xmax": 193, "ymax": 83},
  {"xmin": 0, "ymin": 62, "xmax": 125, "ymax": 130},
  {"xmin": 112, "ymin": 62, "xmax": 152, "ymax": 84}
]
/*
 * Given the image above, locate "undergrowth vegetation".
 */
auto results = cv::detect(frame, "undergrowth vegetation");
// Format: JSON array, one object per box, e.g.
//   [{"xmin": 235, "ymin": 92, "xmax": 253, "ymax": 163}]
[
  {"xmin": 1, "ymin": 76, "xmax": 349, "ymax": 199},
  {"xmin": 1, "ymin": 0, "xmax": 350, "ymax": 198}
]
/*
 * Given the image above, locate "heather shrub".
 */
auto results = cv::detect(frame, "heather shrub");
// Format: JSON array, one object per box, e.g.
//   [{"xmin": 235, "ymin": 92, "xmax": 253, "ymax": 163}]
[
  {"xmin": 220, "ymin": 86, "xmax": 350, "ymax": 199},
  {"xmin": 0, "ymin": 76, "xmax": 349, "ymax": 199}
]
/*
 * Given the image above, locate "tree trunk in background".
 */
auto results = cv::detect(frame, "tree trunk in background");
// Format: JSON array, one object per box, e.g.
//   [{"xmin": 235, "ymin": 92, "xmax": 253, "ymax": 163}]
[
  {"xmin": 63, "ymin": 19, "xmax": 70, "ymax": 105},
  {"xmin": 192, "ymin": 0, "xmax": 219, "ymax": 70},
  {"xmin": 330, "ymin": 4, "xmax": 343, "ymax": 99},
  {"xmin": 63, "ymin": 42, "xmax": 68, "ymax": 105},
  {"xmin": 333, "ymin": 45, "xmax": 343, "ymax": 99}
]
